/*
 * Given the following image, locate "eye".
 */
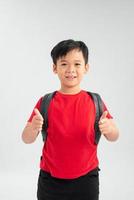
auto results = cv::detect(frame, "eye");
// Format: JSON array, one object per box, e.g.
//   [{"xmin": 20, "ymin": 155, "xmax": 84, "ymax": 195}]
[
  {"xmin": 61, "ymin": 63, "xmax": 67, "ymax": 66},
  {"xmin": 75, "ymin": 63, "xmax": 81, "ymax": 66}
]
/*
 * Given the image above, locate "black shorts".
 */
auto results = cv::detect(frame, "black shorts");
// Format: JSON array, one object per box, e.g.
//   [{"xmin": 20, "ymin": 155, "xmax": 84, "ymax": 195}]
[{"xmin": 37, "ymin": 167, "xmax": 100, "ymax": 200}]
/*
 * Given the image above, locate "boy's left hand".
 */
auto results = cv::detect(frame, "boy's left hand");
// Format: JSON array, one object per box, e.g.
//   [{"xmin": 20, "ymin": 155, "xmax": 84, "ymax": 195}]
[{"xmin": 99, "ymin": 111, "xmax": 114, "ymax": 136}]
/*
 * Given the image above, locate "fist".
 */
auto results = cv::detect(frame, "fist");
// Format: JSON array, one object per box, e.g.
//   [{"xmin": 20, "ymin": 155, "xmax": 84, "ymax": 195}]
[
  {"xmin": 99, "ymin": 111, "xmax": 113, "ymax": 136},
  {"xmin": 31, "ymin": 108, "xmax": 44, "ymax": 132}
]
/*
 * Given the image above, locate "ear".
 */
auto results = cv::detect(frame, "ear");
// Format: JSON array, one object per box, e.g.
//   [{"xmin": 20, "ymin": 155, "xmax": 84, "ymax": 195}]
[
  {"xmin": 53, "ymin": 64, "xmax": 57, "ymax": 74},
  {"xmin": 84, "ymin": 63, "xmax": 89, "ymax": 73}
]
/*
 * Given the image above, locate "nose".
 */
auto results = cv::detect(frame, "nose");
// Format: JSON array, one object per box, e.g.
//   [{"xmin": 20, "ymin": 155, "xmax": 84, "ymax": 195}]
[{"xmin": 66, "ymin": 65, "xmax": 75, "ymax": 74}]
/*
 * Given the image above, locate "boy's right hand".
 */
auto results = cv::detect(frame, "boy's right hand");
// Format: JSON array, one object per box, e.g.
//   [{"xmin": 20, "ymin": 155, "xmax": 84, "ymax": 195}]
[{"xmin": 31, "ymin": 108, "xmax": 44, "ymax": 132}]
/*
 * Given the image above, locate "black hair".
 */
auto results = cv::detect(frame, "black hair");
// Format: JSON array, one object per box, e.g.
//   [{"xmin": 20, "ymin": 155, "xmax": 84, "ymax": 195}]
[{"xmin": 51, "ymin": 39, "xmax": 89, "ymax": 65}]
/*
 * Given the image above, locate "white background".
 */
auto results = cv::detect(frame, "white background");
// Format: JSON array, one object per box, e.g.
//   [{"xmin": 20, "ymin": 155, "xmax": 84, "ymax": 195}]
[{"xmin": 0, "ymin": 0, "xmax": 134, "ymax": 199}]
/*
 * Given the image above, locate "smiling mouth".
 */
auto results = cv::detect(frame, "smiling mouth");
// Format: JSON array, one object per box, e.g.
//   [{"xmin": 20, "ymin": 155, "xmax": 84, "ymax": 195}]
[
  {"xmin": 65, "ymin": 76, "xmax": 77, "ymax": 80},
  {"xmin": 65, "ymin": 76, "xmax": 77, "ymax": 78}
]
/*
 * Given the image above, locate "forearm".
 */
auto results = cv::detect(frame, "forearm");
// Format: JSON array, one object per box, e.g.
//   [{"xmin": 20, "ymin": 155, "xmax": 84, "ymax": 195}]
[{"xmin": 22, "ymin": 122, "xmax": 39, "ymax": 144}]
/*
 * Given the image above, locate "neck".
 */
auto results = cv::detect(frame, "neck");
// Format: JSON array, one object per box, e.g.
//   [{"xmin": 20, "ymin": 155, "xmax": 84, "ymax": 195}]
[{"xmin": 59, "ymin": 86, "xmax": 81, "ymax": 94}]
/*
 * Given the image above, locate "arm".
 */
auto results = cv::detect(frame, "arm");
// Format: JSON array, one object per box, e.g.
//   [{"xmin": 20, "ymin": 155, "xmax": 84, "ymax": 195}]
[
  {"xmin": 22, "ymin": 109, "xmax": 44, "ymax": 144},
  {"xmin": 99, "ymin": 111, "xmax": 119, "ymax": 142}
]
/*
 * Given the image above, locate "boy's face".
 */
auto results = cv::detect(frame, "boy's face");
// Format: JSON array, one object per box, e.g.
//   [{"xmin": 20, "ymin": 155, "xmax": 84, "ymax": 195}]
[{"xmin": 53, "ymin": 49, "xmax": 89, "ymax": 91}]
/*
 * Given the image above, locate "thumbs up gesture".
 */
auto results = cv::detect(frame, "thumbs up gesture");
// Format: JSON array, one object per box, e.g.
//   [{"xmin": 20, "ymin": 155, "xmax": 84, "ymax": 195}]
[
  {"xmin": 31, "ymin": 108, "xmax": 44, "ymax": 132},
  {"xmin": 99, "ymin": 111, "xmax": 113, "ymax": 136}
]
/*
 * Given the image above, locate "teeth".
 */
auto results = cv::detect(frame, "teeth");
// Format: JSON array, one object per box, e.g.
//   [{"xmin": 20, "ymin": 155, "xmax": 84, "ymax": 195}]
[{"xmin": 66, "ymin": 76, "xmax": 76, "ymax": 78}]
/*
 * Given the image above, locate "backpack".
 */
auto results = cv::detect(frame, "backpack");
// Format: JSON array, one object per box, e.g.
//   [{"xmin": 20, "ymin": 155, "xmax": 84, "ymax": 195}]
[{"xmin": 40, "ymin": 91, "xmax": 104, "ymax": 145}]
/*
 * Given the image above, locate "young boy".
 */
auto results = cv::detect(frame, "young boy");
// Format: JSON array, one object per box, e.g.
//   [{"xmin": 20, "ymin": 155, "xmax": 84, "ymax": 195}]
[{"xmin": 22, "ymin": 39, "xmax": 119, "ymax": 200}]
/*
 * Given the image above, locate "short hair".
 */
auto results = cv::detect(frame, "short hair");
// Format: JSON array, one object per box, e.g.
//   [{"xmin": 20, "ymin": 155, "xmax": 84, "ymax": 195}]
[{"xmin": 51, "ymin": 39, "xmax": 89, "ymax": 65}]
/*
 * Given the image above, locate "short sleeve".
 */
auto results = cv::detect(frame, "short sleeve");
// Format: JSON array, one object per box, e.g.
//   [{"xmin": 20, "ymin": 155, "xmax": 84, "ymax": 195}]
[{"xmin": 28, "ymin": 97, "xmax": 43, "ymax": 122}]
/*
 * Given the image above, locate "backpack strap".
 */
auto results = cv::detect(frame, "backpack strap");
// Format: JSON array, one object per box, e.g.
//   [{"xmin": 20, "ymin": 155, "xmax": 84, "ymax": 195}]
[
  {"xmin": 40, "ymin": 91, "xmax": 104, "ymax": 144},
  {"xmin": 40, "ymin": 91, "xmax": 56, "ymax": 141},
  {"xmin": 87, "ymin": 92, "xmax": 104, "ymax": 144}
]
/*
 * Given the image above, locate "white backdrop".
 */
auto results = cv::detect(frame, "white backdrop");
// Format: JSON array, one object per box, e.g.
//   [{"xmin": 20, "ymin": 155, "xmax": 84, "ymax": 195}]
[{"xmin": 0, "ymin": 0, "xmax": 134, "ymax": 199}]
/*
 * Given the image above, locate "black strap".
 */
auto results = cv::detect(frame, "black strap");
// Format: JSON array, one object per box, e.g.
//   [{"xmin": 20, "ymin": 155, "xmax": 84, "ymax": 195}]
[
  {"xmin": 87, "ymin": 92, "xmax": 104, "ymax": 144},
  {"xmin": 40, "ymin": 91, "xmax": 56, "ymax": 141}
]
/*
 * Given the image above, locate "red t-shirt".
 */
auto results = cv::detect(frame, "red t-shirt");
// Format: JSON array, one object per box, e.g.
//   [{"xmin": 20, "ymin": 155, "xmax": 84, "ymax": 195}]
[{"xmin": 28, "ymin": 90, "xmax": 112, "ymax": 179}]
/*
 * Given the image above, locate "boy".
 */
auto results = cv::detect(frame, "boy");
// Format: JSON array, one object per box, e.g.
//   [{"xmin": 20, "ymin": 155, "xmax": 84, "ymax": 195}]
[{"xmin": 22, "ymin": 39, "xmax": 119, "ymax": 200}]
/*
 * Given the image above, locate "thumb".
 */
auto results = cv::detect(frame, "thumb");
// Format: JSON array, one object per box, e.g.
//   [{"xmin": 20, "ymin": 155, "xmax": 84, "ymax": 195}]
[
  {"xmin": 34, "ymin": 108, "xmax": 43, "ymax": 119},
  {"xmin": 100, "ymin": 111, "xmax": 108, "ymax": 120}
]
